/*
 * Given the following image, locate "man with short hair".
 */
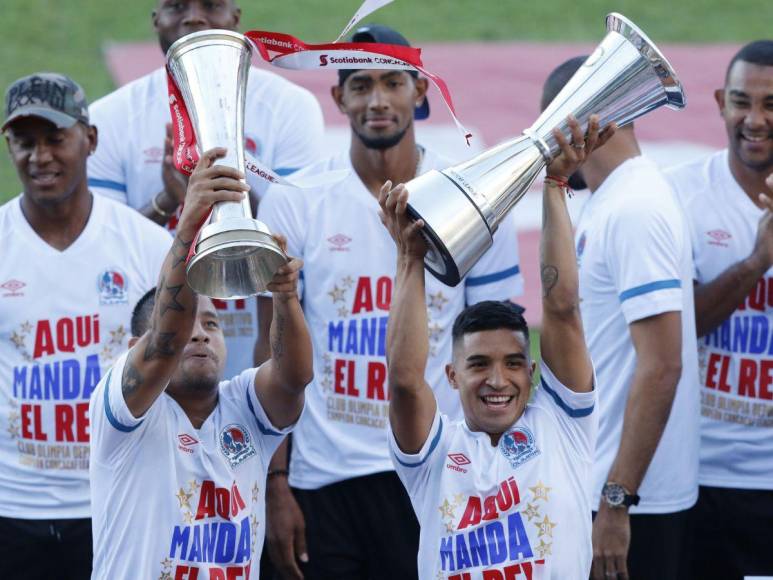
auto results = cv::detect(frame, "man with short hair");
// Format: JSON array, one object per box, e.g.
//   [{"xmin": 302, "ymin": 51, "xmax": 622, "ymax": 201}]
[
  {"xmin": 542, "ymin": 57, "xmax": 700, "ymax": 580},
  {"xmin": 0, "ymin": 72, "xmax": 171, "ymax": 579},
  {"xmin": 88, "ymin": 0, "xmax": 325, "ymax": 381},
  {"xmin": 666, "ymin": 39, "xmax": 773, "ymax": 578},
  {"xmin": 257, "ymin": 25, "xmax": 524, "ymax": 580},
  {"xmin": 89, "ymin": 146, "xmax": 313, "ymax": 580},
  {"xmin": 383, "ymin": 116, "xmax": 610, "ymax": 579}
]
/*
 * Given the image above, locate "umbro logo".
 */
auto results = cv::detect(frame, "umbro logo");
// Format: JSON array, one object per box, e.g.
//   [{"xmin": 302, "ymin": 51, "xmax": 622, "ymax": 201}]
[
  {"xmin": 446, "ymin": 452, "xmax": 470, "ymax": 473},
  {"xmin": 1, "ymin": 279, "xmax": 25, "ymax": 297},
  {"xmin": 327, "ymin": 233, "xmax": 352, "ymax": 252},
  {"xmin": 706, "ymin": 229, "xmax": 731, "ymax": 247},
  {"xmin": 177, "ymin": 433, "xmax": 199, "ymax": 454}
]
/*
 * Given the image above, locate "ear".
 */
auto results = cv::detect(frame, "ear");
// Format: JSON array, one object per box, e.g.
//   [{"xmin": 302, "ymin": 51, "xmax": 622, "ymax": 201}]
[
  {"xmin": 331, "ymin": 85, "xmax": 346, "ymax": 114},
  {"xmin": 413, "ymin": 77, "xmax": 429, "ymax": 104},
  {"xmin": 87, "ymin": 124, "xmax": 98, "ymax": 155},
  {"xmin": 529, "ymin": 360, "xmax": 537, "ymax": 385},
  {"xmin": 231, "ymin": 5, "xmax": 241, "ymax": 29},
  {"xmin": 128, "ymin": 336, "xmax": 139, "ymax": 349},
  {"xmin": 445, "ymin": 363, "xmax": 459, "ymax": 391},
  {"xmin": 152, "ymin": 9, "xmax": 160, "ymax": 33},
  {"xmin": 714, "ymin": 88, "xmax": 726, "ymax": 116}
]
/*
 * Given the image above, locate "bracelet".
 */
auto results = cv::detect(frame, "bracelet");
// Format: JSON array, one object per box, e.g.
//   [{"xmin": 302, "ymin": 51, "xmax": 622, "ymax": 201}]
[
  {"xmin": 544, "ymin": 175, "xmax": 573, "ymax": 198},
  {"xmin": 267, "ymin": 469, "xmax": 290, "ymax": 479},
  {"xmin": 151, "ymin": 192, "xmax": 174, "ymax": 218}
]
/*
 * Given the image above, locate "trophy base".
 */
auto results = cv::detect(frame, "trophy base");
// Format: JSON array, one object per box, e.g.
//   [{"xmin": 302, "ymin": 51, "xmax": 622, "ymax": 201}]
[
  {"xmin": 405, "ymin": 170, "xmax": 493, "ymax": 287},
  {"xmin": 186, "ymin": 218, "xmax": 288, "ymax": 299}
]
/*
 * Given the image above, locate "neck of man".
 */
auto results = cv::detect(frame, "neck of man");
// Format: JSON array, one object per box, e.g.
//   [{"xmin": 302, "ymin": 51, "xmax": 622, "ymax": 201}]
[
  {"xmin": 350, "ymin": 128, "xmax": 421, "ymax": 197},
  {"xmin": 727, "ymin": 152, "xmax": 772, "ymax": 208},
  {"xmin": 582, "ymin": 128, "xmax": 641, "ymax": 193},
  {"xmin": 167, "ymin": 384, "xmax": 220, "ymax": 430},
  {"xmin": 21, "ymin": 185, "xmax": 93, "ymax": 251}
]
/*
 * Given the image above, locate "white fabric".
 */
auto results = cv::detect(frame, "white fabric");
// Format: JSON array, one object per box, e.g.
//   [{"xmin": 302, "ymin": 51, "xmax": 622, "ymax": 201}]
[
  {"xmin": 575, "ymin": 156, "xmax": 700, "ymax": 514},
  {"xmin": 88, "ymin": 66, "xmax": 325, "ymax": 380},
  {"xmin": 390, "ymin": 362, "xmax": 597, "ymax": 580},
  {"xmin": 0, "ymin": 195, "xmax": 170, "ymax": 519},
  {"xmin": 667, "ymin": 150, "xmax": 773, "ymax": 490},
  {"xmin": 258, "ymin": 148, "xmax": 524, "ymax": 490},
  {"xmin": 90, "ymin": 352, "xmax": 294, "ymax": 579}
]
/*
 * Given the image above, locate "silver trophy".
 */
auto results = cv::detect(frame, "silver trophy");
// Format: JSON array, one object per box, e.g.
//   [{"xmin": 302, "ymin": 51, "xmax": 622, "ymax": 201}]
[
  {"xmin": 406, "ymin": 13, "xmax": 686, "ymax": 286},
  {"xmin": 167, "ymin": 30, "xmax": 287, "ymax": 299}
]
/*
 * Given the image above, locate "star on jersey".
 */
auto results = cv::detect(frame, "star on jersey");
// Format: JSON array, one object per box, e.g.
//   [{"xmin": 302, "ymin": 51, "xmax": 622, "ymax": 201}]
[
  {"xmin": 427, "ymin": 290, "xmax": 449, "ymax": 312},
  {"xmin": 252, "ymin": 482, "xmax": 260, "ymax": 504},
  {"xmin": 175, "ymin": 487, "xmax": 193, "ymax": 509},
  {"xmin": 110, "ymin": 325, "xmax": 127, "ymax": 344},
  {"xmin": 20, "ymin": 321, "xmax": 32, "ymax": 334},
  {"xmin": 342, "ymin": 276, "xmax": 355, "ymax": 288},
  {"xmin": 438, "ymin": 498, "xmax": 455, "ymax": 519},
  {"xmin": 537, "ymin": 514, "xmax": 557, "ymax": 538},
  {"xmin": 10, "ymin": 331, "xmax": 25, "ymax": 349},
  {"xmin": 338, "ymin": 306, "xmax": 350, "ymax": 318},
  {"xmin": 529, "ymin": 481, "xmax": 552, "ymax": 502},
  {"xmin": 328, "ymin": 285, "xmax": 346, "ymax": 303},
  {"xmin": 188, "ymin": 479, "xmax": 201, "ymax": 494},
  {"xmin": 523, "ymin": 502, "xmax": 541, "ymax": 522},
  {"xmin": 535, "ymin": 538, "xmax": 553, "ymax": 558}
]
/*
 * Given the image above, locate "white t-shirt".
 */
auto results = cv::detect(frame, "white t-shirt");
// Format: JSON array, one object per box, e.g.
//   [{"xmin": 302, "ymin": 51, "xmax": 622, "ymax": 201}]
[
  {"xmin": 667, "ymin": 150, "xmax": 773, "ymax": 490},
  {"xmin": 390, "ymin": 363, "xmax": 597, "ymax": 580},
  {"xmin": 258, "ymin": 148, "xmax": 524, "ymax": 490},
  {"xmin": 88, "ymin": 66, "xmax": 325, "ymax": 380},
  {"xmin": 575, "ymin": 156, "xmax": 700, "ymax": 514},
  {"xmin": 0, "ymin": 194, "xmax": 170, "ymax": 519},
  {"xmin": 90, "ymin": 352, "xmax": 294, "ymax": 579}
]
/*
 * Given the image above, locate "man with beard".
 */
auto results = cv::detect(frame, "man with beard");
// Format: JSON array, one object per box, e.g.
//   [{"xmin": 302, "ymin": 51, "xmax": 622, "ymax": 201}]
[
  {"xmin": 666, "ymin": 40, "xmax": 773, "ymax": 579},
  {"xmin": 256, "ymin": 25, "xmax": 523, "ymax": 580},
  {"xmin": 542, "ymin": 58, "xmax": 700, "ymax": 580},
  {"xmin": 89, "ymin": 147, "xmax": 313, "ymax": 579},
  {"xmin": 87, "ymin": 0, "xmax": 324, "ymax": 381}
]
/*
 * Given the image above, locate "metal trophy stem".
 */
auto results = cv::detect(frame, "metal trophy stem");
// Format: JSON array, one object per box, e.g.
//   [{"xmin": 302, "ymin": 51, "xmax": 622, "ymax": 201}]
[
  {"xmin": 406, "ymin": 13, "xmax": 686, "ymax": 287},
  {"xmin": 167, "ymin": 30, "xmax": 287, "ymax": 299}
]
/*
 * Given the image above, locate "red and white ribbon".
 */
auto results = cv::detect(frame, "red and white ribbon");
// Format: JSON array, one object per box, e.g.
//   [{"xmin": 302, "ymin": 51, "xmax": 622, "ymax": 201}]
[{"xmin": 334, "ymin": 0, "xmax": 396, "ymax": 42}]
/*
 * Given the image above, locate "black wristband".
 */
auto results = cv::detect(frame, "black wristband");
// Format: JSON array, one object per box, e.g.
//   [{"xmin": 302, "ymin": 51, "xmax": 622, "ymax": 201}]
[{"xmin": 267, "ymin": 469, "xmax": 289, "ymax": 479}]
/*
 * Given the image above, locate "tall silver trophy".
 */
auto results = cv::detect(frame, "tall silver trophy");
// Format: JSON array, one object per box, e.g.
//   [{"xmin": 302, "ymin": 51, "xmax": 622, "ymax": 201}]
[
  {"xmin": 406, "ymin": 13, "xmax": 686, "ymax": 286},
  {"xmin": 167, "ymin": 30, "xmax": 287, "ymax": 299}
]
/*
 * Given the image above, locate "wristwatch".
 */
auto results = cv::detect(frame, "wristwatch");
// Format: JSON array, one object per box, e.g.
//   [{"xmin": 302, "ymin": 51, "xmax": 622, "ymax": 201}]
[{"xmin": 601, "ymin": 482, "xmax": 640, "ymax": 509}]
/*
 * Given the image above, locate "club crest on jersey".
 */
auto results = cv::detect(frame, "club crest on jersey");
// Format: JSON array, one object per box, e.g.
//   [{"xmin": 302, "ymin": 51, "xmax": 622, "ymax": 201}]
[
  {"xmin": 219, "ymin": 424, "xmax": 256, "ymax": 468},
  {"xmin": 97, "ymin": 269, "xmax": 128, "ymax": 305},
  {"xmin": 499, "ymin": 426, "xmax": 539, "ymax": 469}
]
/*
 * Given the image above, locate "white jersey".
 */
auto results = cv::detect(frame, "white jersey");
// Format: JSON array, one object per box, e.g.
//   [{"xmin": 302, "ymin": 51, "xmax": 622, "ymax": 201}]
[
  {"xmin": 575, "ymin": 156, "xmax": 699, "ymax": 514},
  {"xmin": 0, "ymin": 194, "xmax": 170, "ymax": 519},
  {"xmin": 90, "ymin": 352, "xmax": 294, "ymax": 579},
  {"xmin": 667, "ymin": 150, "xmax": 773, "ymax": 490},
  {"xmin": 88, "ymin": 66, "xmax": 325, "ymax": 380},
  {"xmin": 390, "ymin": 362, "xmax": 597, "ymax": 580},
  {"xmin": 258, "ymin": 148, "xmax": 524, "ymax": 490}
]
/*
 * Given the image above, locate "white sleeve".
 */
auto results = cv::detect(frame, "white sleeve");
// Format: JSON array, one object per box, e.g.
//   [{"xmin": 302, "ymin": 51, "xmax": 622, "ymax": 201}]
[
  {"xmin": 89, "ymin": 351, "xmax": 159, "ymax": 465},
  {"xmin": 269, "ymin": 88, "xmax": 324, "ymax": 175},
  {"xmin": 388, "ymin": 409, "xmax": 448, "ymax": 498},
  {"xmin": 257, "ymin": 186, "xmax": 307, "ymax": 298},
  {"xmin": 464, "ymin": 212, "xmax": 524, "ymax": 305},
  {"xmin": 607, "ymin": 201, "xmax": 684, "ymax": 323},
  {"xmin": 88, "ymin": 99, "xmax": 130, "ymax": 204},
  {"xmin": 535, "ymin": 361, "xmax": 597, "ymax": 460},
  {"xmin": 237, "ymin": 368, "xmax": 298, "ymax": 462}
]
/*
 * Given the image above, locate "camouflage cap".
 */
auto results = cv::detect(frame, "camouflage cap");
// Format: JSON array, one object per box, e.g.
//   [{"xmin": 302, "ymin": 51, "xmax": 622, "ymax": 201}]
[{"xmin": 3, "ymin": 72, "xmax": 89, "ymax": 132}]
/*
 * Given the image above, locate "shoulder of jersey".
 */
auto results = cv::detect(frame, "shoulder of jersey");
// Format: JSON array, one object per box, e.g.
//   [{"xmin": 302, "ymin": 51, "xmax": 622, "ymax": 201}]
[
  {"xmin": 246, "ymin": 65, "xmax": 316, "ymax": 100},
  {"xmin": 663, "ymin": 150, "xmax": 717, "ymax": 202},
  {"xmin": 89, "ymin": 68, "xmax": 161, "ymax": 115},
  {"xmin": 97, "ymin": 195, "xmax": 172, "ymax": 238}
]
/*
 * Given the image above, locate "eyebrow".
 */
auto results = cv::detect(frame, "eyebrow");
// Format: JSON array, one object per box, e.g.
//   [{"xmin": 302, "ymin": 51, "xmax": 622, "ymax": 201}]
[{"xmin": 349, "ymin": 71, "xmax": 405, "ymax": 83}]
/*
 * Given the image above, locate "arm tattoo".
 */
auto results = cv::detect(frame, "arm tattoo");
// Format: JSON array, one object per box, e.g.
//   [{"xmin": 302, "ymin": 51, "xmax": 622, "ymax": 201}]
[
  {"xmin": 143, "ymin": 331, "xmax": 177, "ymax": 361},
  {"xmin": 170, "ymin": 235, "xmax": 194, "ymax": 270},
  {"xmin": 122, "ymin": 358, "xmax": 144, "ymax": 396},
  {"xmin": 271, "ymin": 310, "xmax": 286, "ymax": 369},
  {"xmin": 541, "ymin": 265, "xmax": 559, "ymax": 298},
  {"xmin": 159, "ymin": 283, "xmax": 185, "ymax": 317}
]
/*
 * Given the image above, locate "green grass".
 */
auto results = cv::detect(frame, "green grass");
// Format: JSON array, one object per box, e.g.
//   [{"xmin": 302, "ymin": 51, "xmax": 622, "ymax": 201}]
[{"xmin": 1, "ymin": 0, "xmax": 769, "ymax": 198}]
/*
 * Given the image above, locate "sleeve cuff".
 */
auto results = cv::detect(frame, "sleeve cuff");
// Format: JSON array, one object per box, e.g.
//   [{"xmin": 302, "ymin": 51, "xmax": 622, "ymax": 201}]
[
  {"xmin": 104, "ymin": 352, "xmax": 146, "ymax": 432},
  {"xmin": 620, "ymin": 287, "xmax": 682, "ymax": 324},
  {"xmin": 245, "ymin": 368, "xmax": 297, "ymax": 437},
  {"xmin": 538, "ymin": 362, "xmax": 596, "ymax": 419},
  {"xmin": 389, "ymin": 410, "xmax": 444, "ymax": 468}
]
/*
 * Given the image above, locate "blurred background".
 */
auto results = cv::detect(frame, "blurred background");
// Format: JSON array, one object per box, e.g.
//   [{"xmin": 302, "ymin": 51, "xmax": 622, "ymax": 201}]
[{"xmin": 1, "ymin": 0, "xmax": 770, "ymax": 329}]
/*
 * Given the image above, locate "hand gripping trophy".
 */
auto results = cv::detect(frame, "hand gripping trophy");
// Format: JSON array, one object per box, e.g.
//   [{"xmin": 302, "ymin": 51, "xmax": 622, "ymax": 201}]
[
  {"xmin": 167, "ymin": 30, "xmax": 287, "ymax": 299},
  {"xmin": 405, "ymin": 13, "xmax": 687, "ymax": 286}
]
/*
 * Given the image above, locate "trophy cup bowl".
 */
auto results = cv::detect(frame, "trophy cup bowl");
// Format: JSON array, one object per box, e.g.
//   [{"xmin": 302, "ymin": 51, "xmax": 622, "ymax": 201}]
[
  {"xmin": 405, "ymin": 13, "xmax": 686, "ymax": 286},
  {"xmin": 167, "ymin": 29, "xmax": 288, "ymax": 299}
]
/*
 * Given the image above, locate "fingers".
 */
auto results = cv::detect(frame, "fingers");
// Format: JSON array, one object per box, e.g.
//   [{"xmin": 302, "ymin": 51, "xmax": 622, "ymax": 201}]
[
  {"xmin": 759, "ymin": 193, "xmax": 773, "ymax": 212},
  {"xmin": 378, "ymin": 180, "xmax": 393, "ymax": 211},
  {"xmin": 272, "ymin": 233, "xmax": 289, "ymax": 255},
  {"xmin": 766, "ymin": 173, "xmax": 773, "ymax": 192},
  {"xmin": 584, "ymin": 115, "xmax": 601, "ymax": 152},
  {"xmin": 194, "ymin": 147, "xmax": 228, "ymax": 172},
  {"xmin": 596, "ymin": 122, "xmax": 617, "ymax": 150},
  {"xmin": 294, "ymin": 525, "xmax": 309, "ymax": 566},
  {"xmin": 615, "ymin": 555, "xmax": 629, "ymax": 580}
]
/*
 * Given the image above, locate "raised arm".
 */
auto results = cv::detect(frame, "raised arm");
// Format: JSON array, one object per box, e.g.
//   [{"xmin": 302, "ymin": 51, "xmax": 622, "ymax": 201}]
[
  {"xmin": 380, "ymin": 181, "xmax": 437, "ymax": 454},
  {"xmin": 693, "ymin": 189, "xmax": 773, "ymax": 337},
  {"xmin": 122, "ymin": 147, "xmax": 249, "ymax": 416},
  {"xmin": 254, "ymin": 238, "xmax": 313, "ymax": 429},
  {"xmin": 540, "ymin": 115, "xmax": 613, "ymax": 392}
]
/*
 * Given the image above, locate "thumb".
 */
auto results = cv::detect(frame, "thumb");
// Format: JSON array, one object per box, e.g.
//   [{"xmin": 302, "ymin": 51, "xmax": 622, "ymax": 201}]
[
  {"xmin": 295, "ymin": 525, "xmax": 308, "ymax": 564},
  {"xmin": 195, "ymin": 147, "xmax": 227, "ymax": 172}
]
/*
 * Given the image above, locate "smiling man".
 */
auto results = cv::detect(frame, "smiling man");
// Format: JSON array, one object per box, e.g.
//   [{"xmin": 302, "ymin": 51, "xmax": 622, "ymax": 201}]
[
  {"xmin": 383, "ymin": 116, "xmax": 612, "ymax": 579},
  {"xmin": 256, "ymin": 25, "xmax": 524, "ymax": 580},
  {"xmin": 665, "ymin": 39, "xmax": 773, "ymax": 579},
  {"xmin": 0, "ymin": 73, "xmax": 170, "ymax": 579}
]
